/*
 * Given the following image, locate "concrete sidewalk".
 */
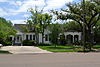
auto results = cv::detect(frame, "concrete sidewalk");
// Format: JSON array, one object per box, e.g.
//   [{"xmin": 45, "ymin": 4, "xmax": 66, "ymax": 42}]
[{"xmin": 0, "ymin": 46, "xmax": 52, "ymax": 54}]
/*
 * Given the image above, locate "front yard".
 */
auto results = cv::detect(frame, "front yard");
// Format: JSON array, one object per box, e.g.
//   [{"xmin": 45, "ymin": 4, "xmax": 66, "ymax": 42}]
[
  {"xmin": 39, "ymin": 45, "xmax": 100, "ymax": 52},
  {"xmin": 38, "ymin": 46, "xmax": 81, "ymax": 52}
]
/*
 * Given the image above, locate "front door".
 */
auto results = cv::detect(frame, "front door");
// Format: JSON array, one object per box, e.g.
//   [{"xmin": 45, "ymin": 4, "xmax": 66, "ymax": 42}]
[{"xmin": 14, "ymin": 35, "xmax": 22, "ymax": 45}]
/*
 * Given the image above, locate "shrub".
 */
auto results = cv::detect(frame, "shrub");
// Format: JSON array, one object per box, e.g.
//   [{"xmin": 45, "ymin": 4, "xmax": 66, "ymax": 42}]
[
  {"xmin": 85, "ymin": 42, "xmax": 92, "ymax": 49},
  {"xmin": 2, "ymin": 41, "xmax": 12, "ymax": 46},
  {"xmin": 38, "ymin": 43, "xmax": 51, "ymax": 46},
  {"xmin": 74, "ymin": 41, "xmax": 80, "ymax": 45},
  {"xmin": 22, "ymin": 40, "xmax": 35, "ymax": 46},
  {"xmin": 73, "ymin": 40, "xmax": 83, "ymax": 46}
]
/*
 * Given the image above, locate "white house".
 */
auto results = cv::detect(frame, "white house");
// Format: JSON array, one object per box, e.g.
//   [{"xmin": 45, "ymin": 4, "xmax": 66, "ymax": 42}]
[{"xmin": 10, "ymin": 24, "xmax": 82, "ymax": 46}]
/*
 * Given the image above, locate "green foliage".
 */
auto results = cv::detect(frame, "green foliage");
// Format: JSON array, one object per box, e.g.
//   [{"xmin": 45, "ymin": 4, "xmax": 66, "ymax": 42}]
[
  {"xmin": 0, "ymin": 17, "xmax": 16, "ymax": 41},
  {"xmin": 0, "ymin": 50, "xmax": 11, "ymax": 54},
  {"xmin": 22, "ymin": 40, "xmax": 35, "ymax": 46},
  {"xmin": 39, "ymin": 46, "xmax": 73, "ymax": 50},
  {"xmin": 93, "ymin": 45, "xmax": 100, "ymax": 49},
  {"xmin": 2, "ymin": 40, "xmax": 12, "ymax": 46},
  {"xmin": 38, "ymin": 46, "xmax": 80, "ymax": 52},
  {"xmin": 20, "ymin": 25, "xmax": 30, "ymax": 33},
  {"xmin": 38, "ymin": 43, "xmax": 51, "ymax": 46},
  {"xmin": 59, "ymin": 34, "xmax": 67, "ymax": 45},
  {"xmin": 52, "ymin": 0, "xmax": 100, "ymax": 51},
  {"xmin": 74, "ymin": 40, "xmax": 83, "ymax": 46},
  {"xmin": 27, "ymin": 8, "xmax": 52, "ymax": 44},
  {"xmin": 49, "ymin": 23, "xmax": 61, "ymax": 45},
  {"xmin": 65, "ymin": 21, "xmax": 81, "ymax": 31},
  {"xmin": 85, "ymin": 42, "xmax": 92, "ymax": 50},
  {"xmin": 94, "ymin": 20, "xmax": 100, "ymax": 44}
]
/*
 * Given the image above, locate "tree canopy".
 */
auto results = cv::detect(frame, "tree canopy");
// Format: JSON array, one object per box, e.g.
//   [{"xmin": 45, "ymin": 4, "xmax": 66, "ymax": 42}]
[
  {"xmin": 26, "ymin": 8, "xmax": 52, "ymax": 44},
  {"xmin": 52, "ymin": 0, "xmax": 100, "ymax": 50},
  {"xmin": 0, "ymin": 17, "xmax": 16, "ymax": 41}
]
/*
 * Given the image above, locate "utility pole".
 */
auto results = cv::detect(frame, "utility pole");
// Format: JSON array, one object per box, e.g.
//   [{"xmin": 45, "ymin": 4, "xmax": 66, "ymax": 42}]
[{"xmin": 83, "ymin": 0, "xmax": 86, "ymax": 51}]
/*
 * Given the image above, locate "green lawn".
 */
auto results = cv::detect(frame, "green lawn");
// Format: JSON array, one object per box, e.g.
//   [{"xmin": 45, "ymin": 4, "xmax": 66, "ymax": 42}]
[
  {"xmin": 38, "ymin": 45, "xmax": 100, "ymax": 52},
  {"xmin": 38, "ymin": 46, "xmax": 81, "ymax": 52},
  {"xmin": 93, "ymin": 45, "xmax": 100, "ymax": 49},
  {"xmin": 0, "ymin": 50, "xmax": 11, "ymax": 54}
]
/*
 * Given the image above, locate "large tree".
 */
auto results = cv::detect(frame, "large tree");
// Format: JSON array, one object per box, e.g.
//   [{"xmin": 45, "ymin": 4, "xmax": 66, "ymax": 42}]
[
  {"xmin": 49, "ymin": 23, "xmax": 62, "ymax": 47},
  {"xmin": 94, "ymin": 20, "xmax": 100, "ymax": 44},
  {"xmin": 0, "ymin": 17, "xmax": 16, "ymax": 43},
  {"xmin": 27, "ymin": 8, "xmax": 52, "ymax": 44},
  {"xmin": 64, "ymin": 21, "xmax": 81, "ymax": 31},
  {"xmin": 37, "ymin": 13, "xmax": 52, "ymax": 44},
  {"xmin": 52, "ymin": 0, "xmax": 100, "ymax": 50}
]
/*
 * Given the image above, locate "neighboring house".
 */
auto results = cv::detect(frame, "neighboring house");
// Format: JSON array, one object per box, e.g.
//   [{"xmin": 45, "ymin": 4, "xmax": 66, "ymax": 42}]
[{"xmin": 10, "ymin": 24, "xmax": 82, "ymax": 46}]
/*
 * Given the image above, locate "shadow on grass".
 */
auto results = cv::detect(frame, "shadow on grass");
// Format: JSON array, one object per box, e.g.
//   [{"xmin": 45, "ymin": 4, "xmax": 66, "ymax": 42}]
[{"xmin": 0, "ymin": 50, "xmax": 11, "ymax": 54}]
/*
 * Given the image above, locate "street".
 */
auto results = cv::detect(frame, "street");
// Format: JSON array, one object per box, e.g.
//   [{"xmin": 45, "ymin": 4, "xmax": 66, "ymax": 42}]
[{"xmin": 0, "ymin": 53, "xmax": 100, "ymax": 67}]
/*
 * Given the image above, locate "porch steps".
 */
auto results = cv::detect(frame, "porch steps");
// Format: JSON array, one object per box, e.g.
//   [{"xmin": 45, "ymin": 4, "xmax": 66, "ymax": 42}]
[{"xmin": 0, "ymin": 46, "xmax": 52, "ymax": 54}]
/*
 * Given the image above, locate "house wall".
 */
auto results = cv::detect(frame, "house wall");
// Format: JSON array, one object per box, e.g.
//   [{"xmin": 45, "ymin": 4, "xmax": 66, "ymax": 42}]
[
  {"xmin": 12, "ymin": 30, "xmax": 82, "ymax": 45},
  {"xmin": 64, "ymin": 32, "xmax": 82, "ymax": 41}
]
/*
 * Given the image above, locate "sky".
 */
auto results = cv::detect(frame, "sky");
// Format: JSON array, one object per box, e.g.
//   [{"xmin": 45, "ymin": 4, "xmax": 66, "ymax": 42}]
[{"xmin": 0, "ymin": 0, "xmax": 82, "ymax": 24}]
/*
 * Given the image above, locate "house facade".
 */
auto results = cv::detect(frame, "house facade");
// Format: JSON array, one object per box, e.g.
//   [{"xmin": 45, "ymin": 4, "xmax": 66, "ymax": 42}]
[{"xmin": 10, "ymin": 24, "xmax": 82, "ymax": 46}]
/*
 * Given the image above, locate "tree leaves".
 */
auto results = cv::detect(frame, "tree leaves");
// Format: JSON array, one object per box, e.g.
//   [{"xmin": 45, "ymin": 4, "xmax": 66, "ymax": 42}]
[{"xmin": 0, "ymin": 17, "xmax": 16, "ymax": 40}]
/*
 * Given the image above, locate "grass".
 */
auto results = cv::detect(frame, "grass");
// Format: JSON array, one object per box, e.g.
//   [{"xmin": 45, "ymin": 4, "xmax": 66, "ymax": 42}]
[
  {"xmin": 38, "ymin": 45, "xmax": 100, "ymax": 52},
  {"xmin": 93, "ymin": 45, "xmax": 100, "ymax": 49},
  {"xmin": 0, "ymin": 50, "xmax": 11, "ymax": 54},
  {"xmin": 49, "ymin": 49, "xmax": 78, "ymax": 52},
  {"xmin": 39, "ymin": 46, "xmax": 74, "ymax": 49},
  {"xmin": 38, "ymin": 46, "xmax": 82, "ymax": 52}
]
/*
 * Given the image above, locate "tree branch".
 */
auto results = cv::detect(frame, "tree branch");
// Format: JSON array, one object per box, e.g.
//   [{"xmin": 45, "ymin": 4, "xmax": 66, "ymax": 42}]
[
  {"xmin": 88, "ymin": 12, "xmax": 98, "ymax": 25},
  {"xmin": 90, "ymin": 14, "xmax": 100, "ymax": 26}
]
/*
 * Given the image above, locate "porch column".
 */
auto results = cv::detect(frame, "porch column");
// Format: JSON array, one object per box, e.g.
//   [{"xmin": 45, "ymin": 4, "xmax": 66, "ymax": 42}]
[
  {"xmin": 12, "ymin": 36, "xmax": 14, "ymax": 46},
  {"xmin": 21, "ymin": 34, "xmax": 23, "ymax": 46},
  {"xmin": 73, "ymin": 35, "xmax": 74, "ymax": 43}
]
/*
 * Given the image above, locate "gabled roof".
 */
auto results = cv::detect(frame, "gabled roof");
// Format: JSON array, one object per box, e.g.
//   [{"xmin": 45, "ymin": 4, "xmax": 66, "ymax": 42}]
[{"xmin": 14, "ymin": 24, "xmax": 35, "ymax": 32}]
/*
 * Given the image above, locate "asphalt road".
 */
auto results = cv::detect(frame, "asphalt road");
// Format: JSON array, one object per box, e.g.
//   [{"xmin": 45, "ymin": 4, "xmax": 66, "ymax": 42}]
[{"xmin": 0, "ymin": 53, "xmax": 100, "ymax": 67}]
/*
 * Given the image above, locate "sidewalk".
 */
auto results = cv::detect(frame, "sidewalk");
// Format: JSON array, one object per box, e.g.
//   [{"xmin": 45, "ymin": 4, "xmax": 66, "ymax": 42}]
[{"xmin": 0, "ymin": 46, "xmax": 52, "ymax": 54}]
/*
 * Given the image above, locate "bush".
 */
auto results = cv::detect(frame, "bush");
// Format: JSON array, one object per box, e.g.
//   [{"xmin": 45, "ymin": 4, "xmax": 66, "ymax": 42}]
[
  {"xmin": 2, "ymin": 41, "xmax": 12, "ymax": 46},
  {"xmin": 73, "ymin": 40, "xmax": 83, "ymax": 46},
  {"xmin": 38, "ymin": 43, "xmax": 51, "ymax": 46},
  {"xmin": 74, "ymin": 41, "xmax": 80, "ymax": 45},
  {"xmin": 85, "ymin": 42, "xmax": 92, "ymax": 49},
  {"xmin": 22, "ymin": 40, "xmax": 35, "ymax": 46}
]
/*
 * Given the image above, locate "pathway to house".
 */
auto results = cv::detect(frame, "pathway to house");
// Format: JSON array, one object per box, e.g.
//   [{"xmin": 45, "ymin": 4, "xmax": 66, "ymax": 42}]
[{"xmin": 0, "ymin": 46, "xmax": 52, "ymax": 54}]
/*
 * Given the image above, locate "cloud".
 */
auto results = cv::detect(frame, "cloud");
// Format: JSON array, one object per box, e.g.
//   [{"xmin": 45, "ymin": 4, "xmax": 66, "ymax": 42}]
[
  {"xmin": 9, "ymin": 0, "xmax": 73, "ymax": 15},
  {"xmin": 0, "ymin": 7, "xmax": 8, "ymax": 16},
  {"xmin": 0, "ymin": 0, "xmax": 7, "ymax": 2},
  {"xmin": 0, "ymin": 0, "xmax": 74, "ymax": 24},
  {"xmin": 11, "ymin": 20, "xmax": 26, "ymax": 24},
  {"xmin": 44, "ymin": 0, "xmax": 73, "ymax": 11},
  {"xmin": 9, "ymin": 1, "xmax": 23, "ymax": 6},
  {"xmin": 10, "ymin": 0, "xmax": 45, "ymax": 14}
]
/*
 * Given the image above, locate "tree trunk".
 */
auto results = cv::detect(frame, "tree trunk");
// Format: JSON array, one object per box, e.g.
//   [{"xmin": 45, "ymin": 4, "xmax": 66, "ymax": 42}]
[
  {"xmin": 86, "ymin": 27, "xmax": 94, "ymax": 51},
  {"xmin": 35, "ymin": 29, "xmax": 39, "ymax": 46},
  {"xmin": 42, "ymin": 28, "xmax": 44, "ymax": 44}
]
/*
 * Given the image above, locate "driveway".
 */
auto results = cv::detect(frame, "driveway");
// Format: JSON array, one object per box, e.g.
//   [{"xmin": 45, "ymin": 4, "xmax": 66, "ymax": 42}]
[
  {"xmin": 0, "ymin": 46, "xmax": 52, "ymax": 54},
  {"xmin": 0, "ymin": 53, "xmax": 100, "ymax": 67}
]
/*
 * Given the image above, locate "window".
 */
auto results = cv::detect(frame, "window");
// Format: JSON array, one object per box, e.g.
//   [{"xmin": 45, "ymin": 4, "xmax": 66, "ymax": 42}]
[
  {"xmin": 74, "ymin": 35, "xmax": 79, "ymax": 42},
  {"xmin": 30, "ymin": 35, "xmax": 32, "ymax": 40},
  {"xmin": 45, "ymin": 34, "xmax": 49, "ymax": 41},
  {"xmin": 33, "ymin": 35, "xmax": 35, "ymax": 40},
  {"xmin": 26, "ymin": 35, "xmax": 28, "ymax": 40},
  {"xmin": 17, "ymin": 36, "xmax": 19, "ymax": 42},
  {"xmin": 10, "ymin": 37, "xmax": 12, "ymax": 41}
]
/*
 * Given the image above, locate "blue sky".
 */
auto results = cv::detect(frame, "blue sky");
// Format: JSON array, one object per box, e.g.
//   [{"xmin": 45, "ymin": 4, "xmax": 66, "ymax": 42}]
[{"xmin": 0, "ymin": 0, "xmax": 82, "ymax": 24}]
